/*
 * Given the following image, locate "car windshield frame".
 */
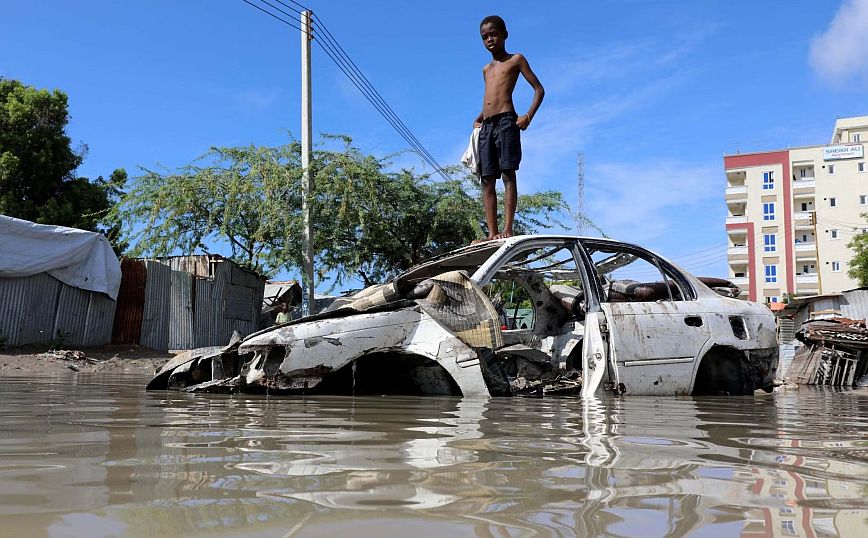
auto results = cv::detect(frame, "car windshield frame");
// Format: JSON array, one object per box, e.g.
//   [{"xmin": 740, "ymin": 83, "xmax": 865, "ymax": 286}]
[{"xmin": 396, "ymin": 240, "xmax": 507, "ymax": 284}]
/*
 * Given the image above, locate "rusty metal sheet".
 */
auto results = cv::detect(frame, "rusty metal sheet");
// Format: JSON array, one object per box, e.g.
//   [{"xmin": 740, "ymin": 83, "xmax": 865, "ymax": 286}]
[
  {"xmin": 112, "ymin": 259, "xmax": 146, "ymax": 344},
  {"xmin": 162, "ymin": 255, "xmax": 213, "ymax": 279}
]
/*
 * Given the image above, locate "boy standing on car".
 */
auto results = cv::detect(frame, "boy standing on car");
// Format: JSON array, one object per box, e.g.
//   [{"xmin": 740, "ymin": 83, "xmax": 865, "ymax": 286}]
[{"xmin": 474, "ymin": 15, "xmax": 544, "ymax": 240}]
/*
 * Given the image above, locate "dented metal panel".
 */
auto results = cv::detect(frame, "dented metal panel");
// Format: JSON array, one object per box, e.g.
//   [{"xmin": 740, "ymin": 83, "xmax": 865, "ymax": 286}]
[
  {"xmin": 140, "ymin": 261, "xmax": 170, "ymax": 351},
  {"xmin": 169, "ymin": 270, "xmax": 194, "ymax": 350},
  {"xmin": 1, "ymin": 273, "xmax": 115, "ymax": 347},
  {"xmin": 0, "ymin": 276, "xmax": 31, "ymax": 347},
  {"xmin": 55, "ymin": 285, "xmax": 92, "ymax": 346},
  {"xmin": 19, "ymin": 273, "xmax": 62, "ymax": 345},
  {"xmin": 85, "ymin": 292, "xmax": 116, "ymax": 345}
]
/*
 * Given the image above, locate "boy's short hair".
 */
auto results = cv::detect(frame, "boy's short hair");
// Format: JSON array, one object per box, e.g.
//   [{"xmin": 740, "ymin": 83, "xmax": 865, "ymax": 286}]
[{"xmin": 480, "ymin": 15, "xmax": 507, "ymax": 34}]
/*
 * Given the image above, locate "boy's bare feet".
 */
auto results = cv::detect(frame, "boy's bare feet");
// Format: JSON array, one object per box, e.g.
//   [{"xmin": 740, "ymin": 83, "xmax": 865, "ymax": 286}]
[{"xmin": 471, "ymin": 233, "xmax": 500, "ymax": 244}]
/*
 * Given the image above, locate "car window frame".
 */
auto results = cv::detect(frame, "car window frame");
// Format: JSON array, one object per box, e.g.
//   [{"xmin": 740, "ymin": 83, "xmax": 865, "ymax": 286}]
[
  {"xmin": 576, "ymin": 238, "xmax": 697, "ymax": 302},
  {"xmin": 475, "ymin": 238, "xmax": 598, "ymax": 316}
]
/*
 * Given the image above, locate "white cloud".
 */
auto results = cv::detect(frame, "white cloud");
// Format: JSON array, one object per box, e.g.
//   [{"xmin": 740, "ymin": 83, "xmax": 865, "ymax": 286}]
[
  {"xmin": 516, "ymin": 75, "xmax": 683, "ymax": 193},
  {"xmin": 809, "ymin": 0, "xmax": 868, "ymax": 84},
  {"xmin": 584, "ymin": 161, "xmax": 721, "ymax": 244}
]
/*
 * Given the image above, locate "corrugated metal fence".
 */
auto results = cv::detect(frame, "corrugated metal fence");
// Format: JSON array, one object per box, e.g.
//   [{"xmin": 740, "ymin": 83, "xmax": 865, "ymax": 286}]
[
  {"xmin": 111, "ymin": 255, "xmax": 265, "ymax": 351},
  {"xmin": 0, "ymin": 274, "xmax": 116, "ymax": 347}
]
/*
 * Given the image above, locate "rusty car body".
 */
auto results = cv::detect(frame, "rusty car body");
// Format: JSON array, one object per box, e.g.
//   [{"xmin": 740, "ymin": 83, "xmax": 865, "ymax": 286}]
[{"xmin": 147, "ymin": 236, "xmax": 778, "ymax": 397}]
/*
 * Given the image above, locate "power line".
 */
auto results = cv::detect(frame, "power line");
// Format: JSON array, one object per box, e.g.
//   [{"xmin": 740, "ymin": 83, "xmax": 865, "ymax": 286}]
[
  {"xmin": 239, "ymin": 0, "xmax": 302, "ymax": 31},
  {"xmin": 310, "ymin": 27, "xmax": 448, "ymax": 179},
  {"xmin": 237, "ymin": 0, "xmax": 451, "ymax": 181},
  {"xmin": 310, "ymin": 13, "xmax": 451, "ymax": 180}
]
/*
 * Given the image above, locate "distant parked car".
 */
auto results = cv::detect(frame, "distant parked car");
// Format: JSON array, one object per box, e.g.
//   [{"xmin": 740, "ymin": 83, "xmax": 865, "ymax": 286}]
[{"xmin": 148, "ymin": 235, "xmax": 778, "ymax": 397}]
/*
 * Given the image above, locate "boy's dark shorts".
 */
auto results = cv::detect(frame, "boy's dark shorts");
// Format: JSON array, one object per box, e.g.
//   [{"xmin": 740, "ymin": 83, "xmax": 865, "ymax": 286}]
[{"xmin": 478, "ymin": 111, "xmax": 521, "ymax": 178}]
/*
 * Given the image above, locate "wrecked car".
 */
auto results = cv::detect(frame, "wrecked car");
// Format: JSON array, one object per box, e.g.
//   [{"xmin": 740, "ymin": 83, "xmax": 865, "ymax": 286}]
[{"xmin": 147, "ymin": 235, "xmax": 778, "ymax": 397}]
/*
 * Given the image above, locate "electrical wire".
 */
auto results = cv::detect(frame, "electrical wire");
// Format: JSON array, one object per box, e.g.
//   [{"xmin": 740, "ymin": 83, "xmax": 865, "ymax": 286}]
[
  {"xmin": 311, "ymin": 30, "xmax": 450, "ymax": 180},
  {"xmin": 239, "ymin": 0, "xmax": 303, "ymax": 31},
  {"xmin": 238, "ymin": 0, "xmax": 452, "ymax": 181},
  {"xmin": 310, "ymin": 13, "xmax": 450, "ymax": 178}
]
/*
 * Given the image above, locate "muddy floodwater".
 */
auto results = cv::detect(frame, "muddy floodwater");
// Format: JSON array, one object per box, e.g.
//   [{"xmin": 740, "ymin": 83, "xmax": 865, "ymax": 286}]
[{"xmin": 1, "ymin": 375, "xmax": 866, "ymax": 537}]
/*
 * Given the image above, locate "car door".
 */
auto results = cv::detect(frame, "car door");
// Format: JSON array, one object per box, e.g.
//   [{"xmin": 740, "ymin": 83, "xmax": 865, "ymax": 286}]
[{"xmin": 578, "ymin": 240, "xmax": 711, "ymax": 395}]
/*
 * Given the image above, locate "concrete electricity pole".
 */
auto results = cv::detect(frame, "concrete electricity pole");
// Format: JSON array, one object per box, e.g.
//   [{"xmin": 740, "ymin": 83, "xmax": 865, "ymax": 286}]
[{"xmin": 300, "ymin": 10, "xmax": 315, "ymax": 315}]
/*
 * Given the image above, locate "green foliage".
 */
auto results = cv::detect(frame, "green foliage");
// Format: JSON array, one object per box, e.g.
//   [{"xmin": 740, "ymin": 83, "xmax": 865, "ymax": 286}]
[
  {"xmin": 847, "ymin": 217, "xmax": 868, "ymax": 286},
  {"xmin": 106, "ymin": 143, "xmax": 302, "ymax": 275},
  {"xmin": 0, "ymin": 78, "xmax": 123, "ymax": 243},
  {"xmin": 108, "ymin": 136, "xmax": 573, "ymax": 284}
]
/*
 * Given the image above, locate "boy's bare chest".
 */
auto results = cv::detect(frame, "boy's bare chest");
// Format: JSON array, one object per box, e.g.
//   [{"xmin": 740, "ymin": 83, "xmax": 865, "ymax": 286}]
[{"xmin": 484, "ymin": 61, "xmax": 519, "ymax": 85}]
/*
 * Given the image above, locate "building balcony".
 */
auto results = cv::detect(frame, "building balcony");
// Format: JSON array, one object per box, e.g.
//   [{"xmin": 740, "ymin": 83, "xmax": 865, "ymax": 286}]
[
  {"xmin": 797, "ymin": 274, "xmax": 819, "ymax": 285},
  {"xmin": 794, "ymin": 211, "xmax": 813, "ymax": 225},
  {"xmin": 794, "ymin": 242, "xmax": 817, "ymax": 252},
  {"xmin": 792, "ymin": 178, "xmax": 816, "ymax": 192},
  {"xmin": 726, "ymin": 215, "xmax": 747, "ymax": 225},
  {"xmin": 727, "ymin": 245, "xmax": 749, "ymax": 257},
  {"xmin": 730, "ymin": 276, "xmax": 749, "ymax": 287},
  {"xmin": 725, "ymin": 185, "xmax": 748, "ymax": 200}
]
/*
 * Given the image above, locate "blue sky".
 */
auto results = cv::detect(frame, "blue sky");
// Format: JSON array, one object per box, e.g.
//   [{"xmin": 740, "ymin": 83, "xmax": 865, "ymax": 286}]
[{"xmin": 3, "ymin": 0, "xmax": 868, "ymax": 290}]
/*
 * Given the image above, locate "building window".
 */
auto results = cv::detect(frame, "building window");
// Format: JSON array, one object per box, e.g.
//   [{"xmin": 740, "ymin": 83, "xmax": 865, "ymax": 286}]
[
  {"xmin": 854, "ymin": 133, "xmax": 862, "ymax": 142},
  {"xmin": 859, "ymin": 162, "xmax": 865, "ymax": 173},
  {"xmin": 799, "ymin": 168, "xmax": 808, "ymax": 178},
  {"xmin": 860, "ymin": 195, "xmax": 867, "ymax": 205},
  {"xmin": 763, "ymin": 171, "xmax": 774, "ymax": 190},
  {"xmin": 829, "ymin": 197, "xmax": 837, "ymax": 207},
  {"xmin": 801, "ymin": 202, "xmax": 809, "ymax": 211},
  {"xmin": 763, "ymin": 202, "xmax": 775, "ymax": 221},
  {"xmin": 782, "ymin": 520, "xmax": 797, "ymax": 536},
  {"xmin": 831, "ymin": 229, "xmax": 839, "ymax": 239},
  {"xmin": 829, "ymin": 164, "xmax": 836, "ymax": 175},
  {"xmin": 769, "ymin": 296, "xmax": 780, "ymax": 303},
  {"xmin": 765, "ymin": 265, "xmax": 778, "ymax": 283},
  {"xmin": 832, "ymin": 261, "xmax": 841, "ymax": 272},
  {"xmin": 764, "ymin": 234, "xmax": 776, "ymax": 252}
]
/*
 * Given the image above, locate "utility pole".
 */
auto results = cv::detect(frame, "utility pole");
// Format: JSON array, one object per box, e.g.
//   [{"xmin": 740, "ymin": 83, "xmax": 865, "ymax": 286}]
[
  {"xmin": 300, "ymin": 10, "xmax": 315, "ymax": 315},
  {"xmin": 576, "ymin": 152, "xmax": 585, "ymax": 235}
]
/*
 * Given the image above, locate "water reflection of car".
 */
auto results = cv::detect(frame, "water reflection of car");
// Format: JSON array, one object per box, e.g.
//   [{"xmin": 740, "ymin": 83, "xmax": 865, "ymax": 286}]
[{"xmin": 148, "ymin": 235, "xmax": 778, "ymax": 397}]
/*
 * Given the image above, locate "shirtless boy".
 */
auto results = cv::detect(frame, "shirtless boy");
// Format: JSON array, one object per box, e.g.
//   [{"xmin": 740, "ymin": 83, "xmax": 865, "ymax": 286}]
[{"xmin": 475, "ymin": 15, "xmax": 544, "ymax": 240}]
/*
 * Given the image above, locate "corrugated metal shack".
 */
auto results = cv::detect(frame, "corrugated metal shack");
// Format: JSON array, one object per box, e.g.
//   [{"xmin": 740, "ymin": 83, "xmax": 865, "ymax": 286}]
[
  {"xmin": 0, "ymin": 274, "xmax": 116, "ymax": 347},
  {"xmin": 112, "ymin": 255, "xmax": 266, "ymax": 351},
  {"xmin": 0, "ymin": 216, "xmax": 120, "ymax": 348},
  {"xmin": 776, "ymin": 288, "xmax": 868, "ymax": 386}
]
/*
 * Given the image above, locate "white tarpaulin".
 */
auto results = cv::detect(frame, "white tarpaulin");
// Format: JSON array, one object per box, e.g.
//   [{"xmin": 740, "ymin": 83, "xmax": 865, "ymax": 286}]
[{"xmin": 0, "ymin": 215, "xmax": 121, "ymax": 300}]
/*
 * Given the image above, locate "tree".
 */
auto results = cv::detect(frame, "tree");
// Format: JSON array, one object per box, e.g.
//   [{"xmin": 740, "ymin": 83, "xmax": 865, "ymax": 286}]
[
  {"xmin": 106, "ymin": 143, "xmax": 302, "ymax": 275},
  {"xmin": 847, "ymin": 218, "xmax": 868, "ymax": 286},
  {"xmin": 109, "ymin": 137, "xmax": 573, "ymax": 283},
  {"xmin": 0, "ymin": 78, "xmax": 118, "ymax": 234},
  {"xmin": 313, "ymin": 138, "xmax": 569, "ymax": 286}
]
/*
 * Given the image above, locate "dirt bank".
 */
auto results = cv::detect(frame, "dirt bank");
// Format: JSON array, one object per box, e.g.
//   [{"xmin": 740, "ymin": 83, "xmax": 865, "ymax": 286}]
[{"xmin": 0, "ymin": 345, "xmax": 173, "ymax": 376}]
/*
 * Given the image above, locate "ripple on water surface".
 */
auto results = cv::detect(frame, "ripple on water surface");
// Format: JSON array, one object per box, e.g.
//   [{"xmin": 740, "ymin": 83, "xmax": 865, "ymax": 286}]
[{"xmin": 0, "ymin": 374, "xmax": 866, "ymax": 537}]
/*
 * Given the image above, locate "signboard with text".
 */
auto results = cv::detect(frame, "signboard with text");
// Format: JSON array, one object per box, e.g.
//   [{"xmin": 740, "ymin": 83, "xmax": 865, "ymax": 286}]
[{"xmin": 823, "ymin": 144, "xmax": 863, "ymax": 160}]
